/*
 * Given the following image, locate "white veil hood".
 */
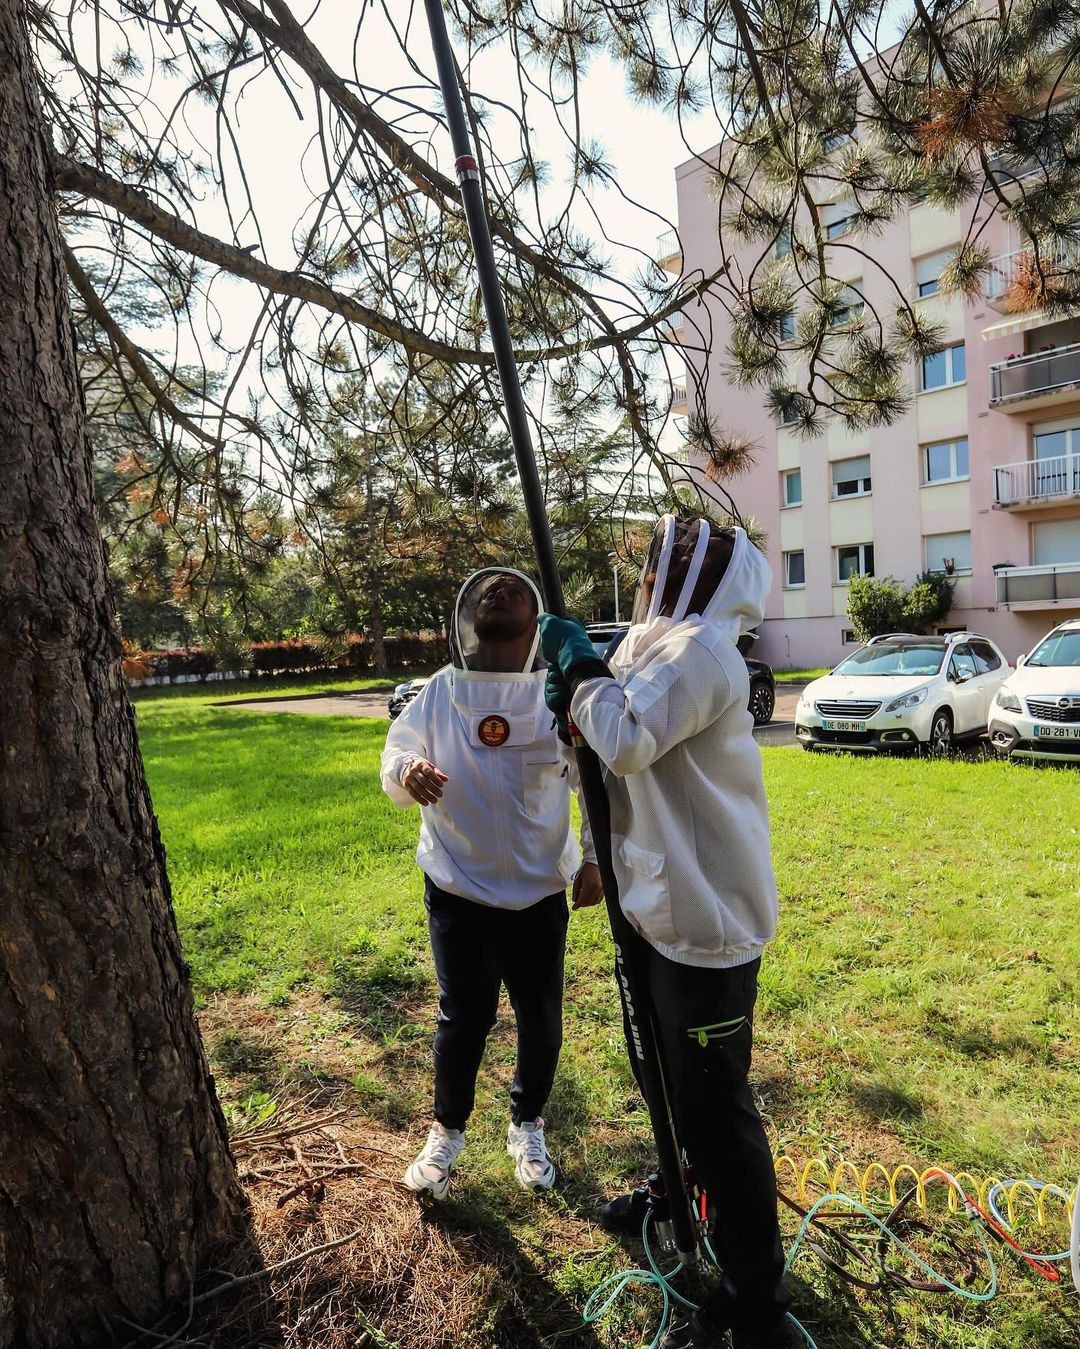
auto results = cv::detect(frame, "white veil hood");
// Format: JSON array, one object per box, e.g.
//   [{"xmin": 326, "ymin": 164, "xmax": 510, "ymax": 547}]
[
  {"xmin": 626, "ymin": 516, "xmax": 772, "ymax": 649},
  {"xmin": 449, "ymin": 567, "xmax": 544, "ymax": 672},
  {"xmin": 700, "ymin": 527, "xmax": 772, "ymax": 640}
]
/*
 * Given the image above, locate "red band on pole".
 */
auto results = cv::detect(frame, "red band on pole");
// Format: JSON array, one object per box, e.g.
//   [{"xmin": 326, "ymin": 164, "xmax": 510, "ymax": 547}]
[{"xmin": 454, "ymin": 154, "xmax": 479, "ymax": 174}]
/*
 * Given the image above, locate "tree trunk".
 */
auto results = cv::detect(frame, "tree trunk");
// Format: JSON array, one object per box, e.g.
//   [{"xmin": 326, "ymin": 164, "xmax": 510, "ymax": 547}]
[
  {"xmin": 0, "ymin": 7, "xmax": 246, "ymax": 1346},
  {"xmin": 370, "ymin": 585, "xmax": 388, "ymax": 677}
]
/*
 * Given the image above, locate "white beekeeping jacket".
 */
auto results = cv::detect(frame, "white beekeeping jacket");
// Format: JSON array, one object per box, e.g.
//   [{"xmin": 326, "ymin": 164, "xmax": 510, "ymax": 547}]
[
  {"xmin": 380, "ymin": 569, "xmax": 594, "ymax": 908},
  {"xmin": 570, "ymin": 525, "xmax": 778, "ymax": 968}
]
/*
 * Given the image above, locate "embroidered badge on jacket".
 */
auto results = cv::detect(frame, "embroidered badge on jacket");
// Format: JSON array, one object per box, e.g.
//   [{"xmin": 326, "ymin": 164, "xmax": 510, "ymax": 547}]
[{"xmin": 477, "ymin": 715, "xmax": 511, "ymax": 747}]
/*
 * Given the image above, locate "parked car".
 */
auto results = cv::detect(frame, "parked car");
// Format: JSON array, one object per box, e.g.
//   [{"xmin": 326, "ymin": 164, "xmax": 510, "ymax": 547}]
[
  {"xmin": 795, "ymin": 631, "xmax": 1011, "ymax": 755},
  {"xmin": 388, "ymin": 677, "xmax": 428, "ymax": 719},
  {"xmin": 988, "ymin": 618, "xmax": 1080, "ymax": 764},
  {"xmin": 584, "ymin": 622, "xmax": 776, "ymax": 726}
]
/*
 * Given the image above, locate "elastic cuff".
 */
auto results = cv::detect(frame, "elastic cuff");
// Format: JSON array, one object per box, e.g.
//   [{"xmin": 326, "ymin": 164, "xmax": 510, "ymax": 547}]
[{"xmin": 566, "ymin": 658, "xmax": 612, "ymax": 693}]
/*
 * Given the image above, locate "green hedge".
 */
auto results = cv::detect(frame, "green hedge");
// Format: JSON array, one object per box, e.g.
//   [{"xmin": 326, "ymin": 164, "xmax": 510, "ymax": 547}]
[{"xmin": 123, "ymin": 634, "xmax": 447, "ymax": 684}]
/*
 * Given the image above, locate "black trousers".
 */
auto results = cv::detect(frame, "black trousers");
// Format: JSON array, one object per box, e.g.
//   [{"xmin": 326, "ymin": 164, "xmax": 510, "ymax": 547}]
[
  {"xmin": 621, "ymin": 928, "xmax": 790, "ymax": 1330},
  {"xmin": 424, "ymin": 878, "xmax": 568, "ymax": 1132}
]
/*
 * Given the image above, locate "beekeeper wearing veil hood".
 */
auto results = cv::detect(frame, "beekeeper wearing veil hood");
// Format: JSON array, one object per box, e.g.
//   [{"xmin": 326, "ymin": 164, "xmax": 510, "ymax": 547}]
[
  {"xmin": 539, "ymin": 518, "xmax": 793, "ymax": 1349},
  {"xmin": 381, "ymin": 568, "xmax": 600, "ymax": 1206}
]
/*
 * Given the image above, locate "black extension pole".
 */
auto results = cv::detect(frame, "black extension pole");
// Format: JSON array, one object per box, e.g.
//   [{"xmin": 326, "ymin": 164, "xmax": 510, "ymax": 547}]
[{"xmin": 422, "ymin": 0, "xmax": 698, "ymax": 1264}]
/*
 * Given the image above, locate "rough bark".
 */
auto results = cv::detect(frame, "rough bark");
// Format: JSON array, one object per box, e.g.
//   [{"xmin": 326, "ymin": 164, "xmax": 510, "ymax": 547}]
[{"xmin": 0, "ymin": 6, "xmax": 246, "ymax": 1345}]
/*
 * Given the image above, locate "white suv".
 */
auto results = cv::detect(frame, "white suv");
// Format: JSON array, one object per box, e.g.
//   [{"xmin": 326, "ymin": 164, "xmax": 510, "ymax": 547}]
[
  {"xmin": 989, "ymin": 619, "xmax": 1080, "ymax": 764},
  {"xmin": 796, "ymin": 632, "xmax": 1012, "ymax": 755}
]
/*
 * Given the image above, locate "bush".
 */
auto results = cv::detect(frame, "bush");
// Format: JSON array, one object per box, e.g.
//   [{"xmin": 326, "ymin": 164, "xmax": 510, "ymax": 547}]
[
  {"xmin": 846, "ymin": 574, "xmax": 906, "ymax": 641},
  {"xmin": 847, "ymin": 571, "xmax": 956, "ymax": 641},
  {"xmin": 904, "ymin": 570, "xmax": 956, "ymax": 632}
]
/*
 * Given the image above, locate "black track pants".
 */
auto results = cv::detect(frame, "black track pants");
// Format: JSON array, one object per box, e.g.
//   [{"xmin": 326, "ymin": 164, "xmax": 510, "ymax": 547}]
[
  {"xmin": 620, "ymin": 929, "xmax": 790, "ymax": 1330},
  {"xmin": 424, "ymin": 878, "xmax": 568, "ymax": 1132}
]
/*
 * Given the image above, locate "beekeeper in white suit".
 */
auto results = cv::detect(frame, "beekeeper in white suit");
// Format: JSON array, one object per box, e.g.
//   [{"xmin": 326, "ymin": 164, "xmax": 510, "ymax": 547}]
[
  {"xmin": 538, "ymin": 517, "xmax": 793, "ymax": 1349},
  {"xmin": 381, "ymin": 568, "xmax": 600, "ymax": 1202}
]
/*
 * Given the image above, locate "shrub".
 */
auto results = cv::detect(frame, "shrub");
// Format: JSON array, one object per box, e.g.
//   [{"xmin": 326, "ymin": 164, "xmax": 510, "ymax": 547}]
[
  {"xmin": 846, "ymin": 574, "xmax": 906, "ymax": 641},
  {"xmin": 847, "ymin": 571, "xmax": 956, "ymax": 641}
]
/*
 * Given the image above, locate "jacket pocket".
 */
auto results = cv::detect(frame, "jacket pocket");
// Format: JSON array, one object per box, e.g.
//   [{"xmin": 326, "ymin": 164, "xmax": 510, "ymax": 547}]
[
  {"xmin": 522, "ymin": 753, "xmax": 567, "ymax": 821},
  {"xmin": 615, "ymin": 837, "xmax": 675, "ymax": 945}
]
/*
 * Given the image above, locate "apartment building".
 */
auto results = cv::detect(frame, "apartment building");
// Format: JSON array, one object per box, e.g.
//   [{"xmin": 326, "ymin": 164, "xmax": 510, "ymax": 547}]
[{"xmin": 660, "ymin": 146, "xmax": 1080, "ymax": 670}]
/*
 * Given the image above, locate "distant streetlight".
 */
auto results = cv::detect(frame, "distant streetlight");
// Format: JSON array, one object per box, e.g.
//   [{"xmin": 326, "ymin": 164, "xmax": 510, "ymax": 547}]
[{"xmin": 608, "ymin": 550, "xmax": 620, "ymax": 622}]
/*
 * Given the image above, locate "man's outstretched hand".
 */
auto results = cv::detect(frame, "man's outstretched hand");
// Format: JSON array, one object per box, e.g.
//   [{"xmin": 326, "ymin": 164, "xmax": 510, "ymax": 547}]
[
  {"xmin": 572, "ymin": 861, "xmax": 604, "ymax": 910},
  {"xmin": 402, "ymin": 757, "xmax": 449, "ymax": 805}
]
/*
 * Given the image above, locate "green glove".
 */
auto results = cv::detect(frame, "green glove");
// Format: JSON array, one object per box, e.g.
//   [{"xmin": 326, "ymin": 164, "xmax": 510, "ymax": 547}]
[
  {"xmin": 537, "ymin": 613, "xmax": 598, "ymax": 678},
  {"xmin": 544, "ymin": 665, "xmax": 572, "ymax": 737}
]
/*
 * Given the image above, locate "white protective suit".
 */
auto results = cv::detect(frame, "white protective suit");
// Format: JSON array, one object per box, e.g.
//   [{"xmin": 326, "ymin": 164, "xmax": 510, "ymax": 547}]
[
  {"xmin": 380, "ymin": 569, "xmax": 595, "ymax": 908},
  {"xmin": 570, "ymin": 520, "xmax": 778, "ymax": 969}
]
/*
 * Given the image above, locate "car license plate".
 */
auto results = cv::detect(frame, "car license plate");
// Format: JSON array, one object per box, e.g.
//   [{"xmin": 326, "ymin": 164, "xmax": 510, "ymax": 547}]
[
  {"xmin": 823, "ymin": 719, "xmax": 865, "ymax": 733},
  {"xmin": 1033, "ymin": 725, "xmax": 1078, "ymax": 738}
]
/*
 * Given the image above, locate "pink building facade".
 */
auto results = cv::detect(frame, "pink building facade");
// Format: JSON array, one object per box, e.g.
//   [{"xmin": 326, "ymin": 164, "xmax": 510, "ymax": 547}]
[{"xmin": 665, "ymin": 145, "xmax": 1080, "ymax": 671}]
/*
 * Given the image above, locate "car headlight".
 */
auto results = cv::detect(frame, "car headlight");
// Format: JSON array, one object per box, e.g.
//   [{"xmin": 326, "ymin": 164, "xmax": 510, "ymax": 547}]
[
  {"xmin": 995, "ymin": 688, "xmax": 1022, "ymax": 713},
  {"xmin": 885, "ymin": 687, "xmax": 929, "ymax": 713}
]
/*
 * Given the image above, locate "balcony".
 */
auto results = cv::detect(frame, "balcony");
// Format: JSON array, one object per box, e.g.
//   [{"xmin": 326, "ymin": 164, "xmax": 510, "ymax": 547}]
[
  {"xmin": 982, "ymin": 151, "xmax": 1048, "ymax": 197},
  {"xmin": 989, "ymin": 341, "xmax": 1080, "ymax": 411},
  {"xmin": 993, "ymin": 454, "xmax": 1080, "ymax": 508},
  {"xmin": 996, "ymin": 561, "xmax": 1080, "ymax": 608},
  {"xmin": 985, "ymin": 243, "xmax": 1080, "ymax": 313},
  {"xmin": 671, "ymin": 380, "xmax": 688, "ymax": 412},
  {"xmin": 656, "ymin": 229, "xmax": 681, "ymax": 273}
]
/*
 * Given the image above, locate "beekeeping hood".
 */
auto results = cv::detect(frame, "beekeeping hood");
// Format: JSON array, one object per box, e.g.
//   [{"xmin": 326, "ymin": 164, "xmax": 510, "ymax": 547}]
[
  {"xmin": 628, "ymin": 515, "xmax": 771, "ymax": 642},
  {"xmin": 449, "ymin": 568, "xmax": 543, "ymax": 672}
]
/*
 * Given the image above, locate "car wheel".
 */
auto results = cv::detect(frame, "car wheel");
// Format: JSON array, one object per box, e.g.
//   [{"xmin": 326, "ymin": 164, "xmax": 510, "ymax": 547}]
[
  {"xmin": 749, "ymin": 680, "xmax": 775, "ymax": 725},
  {"xmin": 925, "ymin": 709, "xmax": 953, "ymax": 757}
]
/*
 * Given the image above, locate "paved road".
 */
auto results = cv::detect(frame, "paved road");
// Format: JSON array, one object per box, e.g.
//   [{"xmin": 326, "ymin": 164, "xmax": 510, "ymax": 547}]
[{"xmin": 219, "ymin": 682, "xmax": 807, "ymax": 748}]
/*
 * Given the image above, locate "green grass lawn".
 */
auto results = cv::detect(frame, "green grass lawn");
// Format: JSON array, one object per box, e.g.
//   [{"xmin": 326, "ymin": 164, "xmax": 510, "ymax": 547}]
[
  {"xmin": 136, "ymin": 686, "xmax": 1080, "ymax": 1349},
  {"xmin": 774, "ymin": 667, "xmax": 832, "ymax": 683}
]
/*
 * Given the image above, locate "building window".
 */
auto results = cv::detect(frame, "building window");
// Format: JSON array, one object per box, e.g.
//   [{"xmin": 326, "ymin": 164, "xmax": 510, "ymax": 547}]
[
  {"xmin": 821, "ymin": 200, "xmax": 856, "ymax": 240},
  {"xmin": 778, "ymin": 402, "xmax": 799, "ymax": 427},
  {"xmin": 784, "ymin": 550, "xmax": 806, "ymax": 588},
  {"xmin": 923, "ymin": 437, "xmax": 969, "ymax": 483},
  {"xmin": 924, "ymin": 530, "xmax": 972, "ymax": 575},
  {"xmin": 775, "ymin": 225, "xmax": 792, "ymax": 259},
  {"xmin": 841, "ymin": 628, "xmax": 858, "ymax": 644},
  {"xmin": 779, "ymin": 310, "xmax": 796, "ymax": 342},
  {"xmin": 829, "ymin": 284, "xmax": 864, "ymax": 329},
  {"xmin": 831, "ymin": 455, "xmax": 872, "ymax": 498},
  {"xmin": 821, "ymin": 123, "xmax": 857, "ymax": 153},
  {"xmin": 836, "ymin": 543, "xmax": 874, "ymax": 582},
  {"xmin": 781, "ymin": 469, "xmax": 802, "ymax": 507},
  {"xmin": 1033, "ymin": 518, "xmax": 1080, "ymax": 565},
  {"xmin": 914, "ymin": 250, "xmax": 950, "ymax": 298},
  {"xmin": 921, "ymin": 342, "xmax": 966, "ymax": 391}
]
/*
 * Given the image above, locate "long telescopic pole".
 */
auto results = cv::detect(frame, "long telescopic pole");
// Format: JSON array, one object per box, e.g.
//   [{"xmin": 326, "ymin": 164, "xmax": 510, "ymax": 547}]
[{"xmin": 422, "ymin": 0, "xmax": 698, "ymax": 1263}]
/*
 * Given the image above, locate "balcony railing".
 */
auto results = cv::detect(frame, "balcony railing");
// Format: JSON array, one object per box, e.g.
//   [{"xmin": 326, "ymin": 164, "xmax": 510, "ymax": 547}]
[
  {"xmin": 983, "ymin": 152, "xmax": 1047, "ymax": 193},
  {"xmin": 994, "ymin": 453, "xmax": 1080, "ymax": 506},
  {"xmin": 671, "ymin": 380, "xmax": 688, "ymax": 408},
  {"xmin": 986, "ymin": 243, "xmax": 1080, "ymax": 309},
  {"xmin": 996, "ymin": 561, "xmax": 1080, "ymax": 605},
  {"xmin": 656, "ymin": 229, "xmax": 681, "ymax": 266},
  {"xmin": 989, "ymin": 341, "xmax": 1080, "ymax": 405}
]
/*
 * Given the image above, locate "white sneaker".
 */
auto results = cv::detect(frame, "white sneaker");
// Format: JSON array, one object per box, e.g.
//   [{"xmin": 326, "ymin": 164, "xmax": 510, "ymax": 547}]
[
  {"xmin": 403, "ymin": 1122, "xmax": 465, "ymax": 1200},
  {"xmin": 506, "ymin": 1118, "xmax": 556, "ymax": 1190}
]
